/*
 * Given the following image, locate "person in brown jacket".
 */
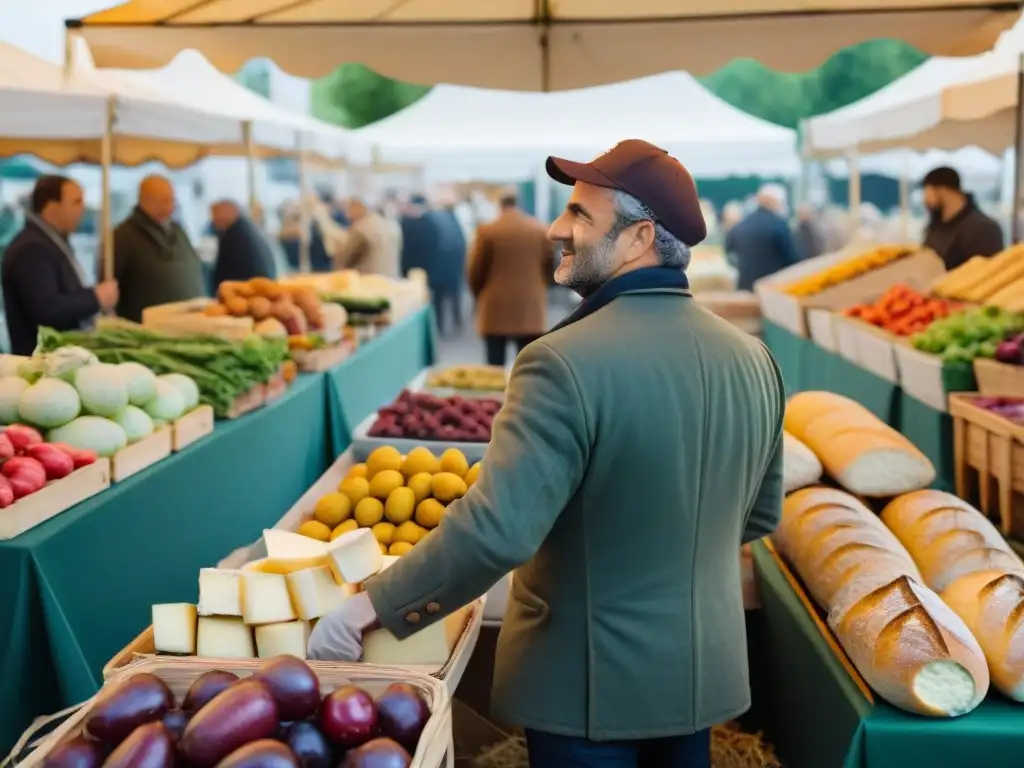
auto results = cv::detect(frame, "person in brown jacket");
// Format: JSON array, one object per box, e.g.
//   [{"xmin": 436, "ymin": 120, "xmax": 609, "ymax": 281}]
[{"xmin": 468, "ymin": 192, "xmax": 555, "ymax": 366}]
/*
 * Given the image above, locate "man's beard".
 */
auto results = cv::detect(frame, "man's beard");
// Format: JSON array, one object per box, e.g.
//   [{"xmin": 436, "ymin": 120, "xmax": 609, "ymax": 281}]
[{"xmin": 555, "ymin": 230, "xmax": 619, "ymax": 296}]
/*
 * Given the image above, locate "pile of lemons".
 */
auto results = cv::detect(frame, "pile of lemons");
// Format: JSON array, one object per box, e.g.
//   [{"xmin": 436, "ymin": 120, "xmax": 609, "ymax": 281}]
[{"xmin": 297, "ymin": 445, "xmax": 482, "ymax": 556}]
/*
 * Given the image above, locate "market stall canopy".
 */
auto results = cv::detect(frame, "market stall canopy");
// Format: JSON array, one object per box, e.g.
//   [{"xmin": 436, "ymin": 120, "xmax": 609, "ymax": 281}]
[
  {"xmin": 77, "ymin": 49, "xmax": 372, "ymax": 165},
  {"xmin": 824, "ymin": 148, "xmax": 1002, "ymax": 187},
  {"xmin": 0, "ymin": 41, "xmax": 242, "ymax": 167},
  {"xmin": 353, "ymin": 71, "xmax": 799, "ymax": 181},
  {"xmin": 806, "ymin": 18, "xmax": 1024, "ymax": 156},
  {"xmin": 69, "ymin": 1, "xmax": 1019, "ymax": 91}
]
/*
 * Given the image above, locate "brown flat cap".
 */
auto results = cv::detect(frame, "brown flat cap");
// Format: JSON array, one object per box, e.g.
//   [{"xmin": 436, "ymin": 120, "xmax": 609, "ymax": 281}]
[{"xmin": 546, "ymin": 139, "xmax": 706, "ymax": 247}]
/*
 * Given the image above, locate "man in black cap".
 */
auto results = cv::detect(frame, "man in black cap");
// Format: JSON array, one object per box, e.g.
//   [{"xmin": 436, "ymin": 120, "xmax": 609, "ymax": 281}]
[
  {"xmin": 922, "ymin": 166, "xmax": 1003, "ymax": 270},
  {"xmin": 308, "ymin": 140, "xmax": 785, "ymax": 768}
]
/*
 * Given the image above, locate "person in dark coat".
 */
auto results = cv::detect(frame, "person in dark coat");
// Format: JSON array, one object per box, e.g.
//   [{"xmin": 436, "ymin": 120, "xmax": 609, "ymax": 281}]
[
  {"xmin": 400, "ymin": 195, "xmax": 461, "ymax": 334},
  {"xmin": 725, "ymin": 184, "xmax": 801, "ymax": 291},
  {"xmin": 794, "ymin": 203, "xmax": 827, "ymax": 261},
  {"xmin": 208, "ymin": 200, "xmax": 277, "ymax": 292},
  {"xmin": 922, "ymin": 166, "xmax": 1004, "ymax": 270},
  {"xmin": 431, "ymin": 203, "xmax": 467, "ymax": 335},
  {"xmin": 2, "ymin": 175, "xmax": 118, "ymax": 355}
]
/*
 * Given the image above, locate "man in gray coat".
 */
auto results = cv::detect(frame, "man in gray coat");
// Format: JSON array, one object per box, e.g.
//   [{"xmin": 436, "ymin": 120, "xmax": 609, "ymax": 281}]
[{"xmin": 310, "ymin": 140, "xmax": 785, "ymax": 768}]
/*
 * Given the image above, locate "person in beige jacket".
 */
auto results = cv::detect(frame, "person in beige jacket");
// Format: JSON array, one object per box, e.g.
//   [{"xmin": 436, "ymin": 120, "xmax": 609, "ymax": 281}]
[
  {"xmin": 323, "ymin": 198, "xmax": 400, "ymax": 278},
  {"xmin": 468, "ymin": 192, "xmax": 554, "ymax": 366}
]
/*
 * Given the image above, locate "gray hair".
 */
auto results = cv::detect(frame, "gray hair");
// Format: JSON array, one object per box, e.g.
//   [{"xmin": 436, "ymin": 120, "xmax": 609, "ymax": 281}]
[{"xmin": 610, "ymin": 190, "xmax": 690, "ymax": 270}]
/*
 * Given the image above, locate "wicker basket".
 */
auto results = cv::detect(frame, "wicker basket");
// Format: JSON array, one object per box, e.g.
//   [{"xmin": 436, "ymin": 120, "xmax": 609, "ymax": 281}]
[{"xmin": 15, "ymin": 658, "xmax": 452, "ymax": 768}]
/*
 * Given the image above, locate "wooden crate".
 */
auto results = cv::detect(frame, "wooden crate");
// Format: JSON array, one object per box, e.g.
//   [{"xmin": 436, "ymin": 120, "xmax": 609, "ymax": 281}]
[
  {"xmin": 23, "ymin": 659, "xmax": 453, "ymax": 768},
  {"xmin": 806, "ymin": 308, "xmax": 839, "ymax": 352},
  {"xmin": 847, "ymin": 319, "xmax": 900, "ymax": 383},
  {"xmin": 141, "ymin": 298, "xmax": 254, "ymax": 340},
  {"xmin": 949, "ymin": 393, "xmax": 1024, "ymax": 536},
  {"xmin": 0, "ymin": 460, "xmax": 111, "ymax": 540},
  {"xmin": 172, "ymin": 405, "xmax": 215, "ymax": 450},
  {"xmin": 894, "ymin": 342, "xmax": 947, "ymax": 412},
  {"xmin": 225, "ymin": 385, "xmax": 265, "ymax": 419},
  {"xmin": 974, "ymin": 358, "xmax": 1024, "ymax": 395},
  {"xmin": 111, "ymin": 427, "xmax": 173, "ymax": 482},
  {"xmin": 291, "ymin": 340, "xmax": 353, "ymax": 372}
]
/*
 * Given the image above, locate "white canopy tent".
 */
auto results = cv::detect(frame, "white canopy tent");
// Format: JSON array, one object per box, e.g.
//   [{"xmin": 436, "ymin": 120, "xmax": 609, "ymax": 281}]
[
  {"xmin": 69, "ymin": 1, "xmax": 1017, "ymax": 92},
  {"xmin": 353, "ymin": 71, "xmax": 799, "ymax": 183}
]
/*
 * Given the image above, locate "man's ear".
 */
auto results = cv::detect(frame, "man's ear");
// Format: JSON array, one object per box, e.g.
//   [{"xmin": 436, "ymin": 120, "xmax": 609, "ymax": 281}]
[{"xmin": 629, "ymin": 220, "xmax": 656, "ymax": 261}]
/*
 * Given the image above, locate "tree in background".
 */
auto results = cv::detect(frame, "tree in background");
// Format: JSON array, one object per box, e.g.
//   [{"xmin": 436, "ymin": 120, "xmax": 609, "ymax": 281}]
[{"xmin": 310, "ymin": 39, "xmax": 927, "ymax": 130}]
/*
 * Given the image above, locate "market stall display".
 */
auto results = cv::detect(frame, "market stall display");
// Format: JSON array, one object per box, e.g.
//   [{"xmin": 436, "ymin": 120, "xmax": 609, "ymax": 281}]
[
  {"xmin": 784, "ymin": 391, "xmax": 936, "ymax": 496},
  {"xmin": 782, "ymin": 431, "xmax": 821, "ymax": 493},
  {"xmin": 281, "ymin": 270, "xmax": 428, "ymax": 330},
  {"xmin": 782, "ymin": 245, "xmax": 918, "ymax": 298},
  {"xmin": 36, "ymin": 327, "xmax": 291, "ymax": 420},
  {"xmin": 843, "ymin": 285, "xmax": 961, "ymax": 337},
  {"xmin": 26, "ymin": 657, "xmax": 450, "ymax": 768},
  {"xmin": 931, "ymin": 244, "xmax": 1024, "ymax": 307},
  {"xmin": 353, "ymin": 391, "xmax": 497, "ymax": 461},
  {"xmin": 773, "ymin": 486, "xmax": 989, "ymax": 717},
  {"xmin": 424, "ymin": 366, "xmax": 506, "ymax": 393}
]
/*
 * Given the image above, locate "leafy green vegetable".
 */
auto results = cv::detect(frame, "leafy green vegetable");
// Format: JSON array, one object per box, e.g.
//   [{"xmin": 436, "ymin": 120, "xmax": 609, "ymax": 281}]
[{"xmin": 36, "ymin": 327, "xmax": 288, "ymax": 418}]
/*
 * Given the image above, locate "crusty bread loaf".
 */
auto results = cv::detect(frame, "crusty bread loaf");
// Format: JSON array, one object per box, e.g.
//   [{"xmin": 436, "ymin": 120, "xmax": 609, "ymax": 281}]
[
  {"xmin": 880, "ymin": 490, "xmax": 1024, "ymax": 592},
  {"xmin": 773, "ymin": 487, "xmax": 988, "ymax": 716},
  {"xmin": 783, "ymin": 431, "xmax": 822, "ymax": 492},
  {"xmin": 785, "ymin": 392, "xmax": 935, "ymax": 496},
  {"xmin": 942, "ymin": 570, "xmax": 1024, "ymax": 701}
]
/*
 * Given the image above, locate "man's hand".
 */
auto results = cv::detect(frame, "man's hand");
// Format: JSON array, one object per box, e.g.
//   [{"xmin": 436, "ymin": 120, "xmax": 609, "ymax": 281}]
[
  {"xmin": 94, "ymin": 280, "xmax": 119, "ymax": 313},
  {"xmin": 307, "ymin": 591, "xmax": 381, "ymax": 662}
]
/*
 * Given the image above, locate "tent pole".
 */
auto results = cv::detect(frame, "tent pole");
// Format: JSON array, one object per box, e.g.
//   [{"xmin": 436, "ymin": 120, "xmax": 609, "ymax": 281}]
[
  {"xmin": 899, "ymin": 155, "xmax": 910, "ymax": 240},
  {"xmin": 243, "ymin": 121, "xmax": 258, "ymax": 219},
  {"xmin": 1012, "ymin": 53, "xmax": 1024, "ymax": 244},
  {"xmin": 101, "ymin": 96, "xmax": 115, "ymax": 284},
  {"xmin": 63, "ymin": 28, "xmax": 74, "ymax": 80},
  {"xmin": 297, "ymin": 134, "xmax": 311, "ymax": 273},
  {"xmin": 848, "ymin": 148, "xmax": 861, "ymax": 239}
]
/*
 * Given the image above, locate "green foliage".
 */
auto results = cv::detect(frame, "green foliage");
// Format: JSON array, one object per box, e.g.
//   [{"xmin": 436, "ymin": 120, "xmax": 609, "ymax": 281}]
[{"xmin": 308, "ymin": 39, "xmax": 927, "ymax": 131}]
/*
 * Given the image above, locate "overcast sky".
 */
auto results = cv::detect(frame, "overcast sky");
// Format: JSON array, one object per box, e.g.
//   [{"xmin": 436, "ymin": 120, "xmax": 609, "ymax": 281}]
[{"xmin": 0, "ymin": 2, "xmax": 113, "ymax": 62}]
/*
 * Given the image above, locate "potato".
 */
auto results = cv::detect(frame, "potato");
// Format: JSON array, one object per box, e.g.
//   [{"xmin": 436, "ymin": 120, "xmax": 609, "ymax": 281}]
[
  {"xmin": 280, "ymin": 306, "xmax": 309, "ymax": 336},
  {"xmin": 225, "ymin": 297, "xmax": 250, "ymax": 317},
  {"xmin": 262, "ymin": 282, "xmax": 286, "ymax": 301},
  {"xmin": 246, "ymin": 277, "xmax": 276, "ymax": 297},
  {"xmin": 234, "ymin": 282, "xmax": 256, "ymax": 298},
  {"xmin": 270, "ymin": 296, "xmax": 295, "ymax": 323},
  {"xmin": 216, "ymin": 281, "xmax": 242, "ymax": 303},
  {"xmin": 203, "ymin": 303, "xmax": 229, "ymax": 317},
  {"xmin": 248, "ymin": 296, "xmax": 272, "ymax": 320}
]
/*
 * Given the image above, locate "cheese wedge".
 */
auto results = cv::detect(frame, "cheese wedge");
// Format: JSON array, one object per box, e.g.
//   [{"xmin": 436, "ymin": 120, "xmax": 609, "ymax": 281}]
[
  {"xmin": 327, "ymin": 528, "xmax": 383, "ymax": 584},
  {"xmin": 255, "ymin": 620, "xmax": 310, "ymax": 659},
  {"xmin": 152, "ymin": 603, "xmax": 197, "ymax": 654},
  {"xmin": 197, "ymin": 617, "xmax": 254, "ymax": 658},
  {"xmin": 362, "ymin": 605, "xmax": 471, "ymax": 666},
  {"xmin": 264, "ymin": 529, "xmax": 329, "ymax": 559},
  {"xmin": 197, "ymin": 569, "xmax": 243, "ymax": 616},
  {"xmin": 244, "ymin": 556, "xmax": 328, "ymax": 575},
  {"xmin": 241, "ymin": 571, "xmax": 297, "ymax": 625},
  {"xmin": 286, "ymin": 565, "xmax": 357, "ymax": 620}
]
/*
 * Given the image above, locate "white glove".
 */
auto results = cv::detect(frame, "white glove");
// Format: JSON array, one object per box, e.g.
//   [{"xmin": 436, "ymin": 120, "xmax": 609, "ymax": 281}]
[{"xmin": 307, "ymin": 591, "xmax": 379, "ymax": 662}]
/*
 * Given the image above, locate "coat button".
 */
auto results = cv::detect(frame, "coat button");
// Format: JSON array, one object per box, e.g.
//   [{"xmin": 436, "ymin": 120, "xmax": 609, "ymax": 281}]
[
  {"xmin": 426, "ymin": 602, "xmax": 440, "ymax": 615},
  {"xmin": 405, "ymin": 612, "xmax": 421, "ymax": 624}
]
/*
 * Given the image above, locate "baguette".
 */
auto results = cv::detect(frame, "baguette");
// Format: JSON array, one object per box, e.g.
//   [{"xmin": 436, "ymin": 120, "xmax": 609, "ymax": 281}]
[
  {"xmin": 773, "ymin": 487, "xmax": 988, "ymax": 716},
  {"xmin": 941, "ymin": 570, "xmax": 1024, "ymax": 701},
  {"xmin": 785, "ymin": 392, "xmax": 935, "ymax": 496},
  {"xmin": 880, "ymin": 490, "xmax": 1024, "ymax": 591},
  {"xmin": 782, "ymin": 431, "xmax": 822, "ymax": 493}
]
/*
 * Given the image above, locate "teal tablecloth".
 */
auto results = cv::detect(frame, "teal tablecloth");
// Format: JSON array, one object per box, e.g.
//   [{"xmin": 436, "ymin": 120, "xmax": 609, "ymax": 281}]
[{"xmin": 0, "ymin": 307, "xmax": 438, "ymax": 755}]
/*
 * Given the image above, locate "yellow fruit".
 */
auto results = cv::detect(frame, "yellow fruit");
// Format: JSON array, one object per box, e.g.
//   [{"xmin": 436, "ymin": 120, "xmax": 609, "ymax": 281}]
[
  {"xmin": 393, "ymin": 520, "xmax": 428, "ymax": 545},
  {"xmin": 440, "ymin": 448, "xmax": 469, "ymax": 478},
  {"xmin": 465, "ymin": 462, "xmax": 482, "ymax": 487},
  {"xmin": 331, "ymin": 519, "xmax": 359, "ymax": 540},
  {"xmin": 401, "ymin": 446, "xmax": 440, "ymax": 477},
  {"xmin": 354, "ymin": 497, "xmax": 385, "ymax": 527},
  {"xmin": 338, "ymin": 476, "xmax": 370, "ymax": 507},
  {"xmin": 384, "ymin": 486, "xmax": 416, "ymax": 524},
  {"xmin": 431, "ymin": 472, "xmax": 468, "ymax": 504},
  {"xmin": 313, "ymin": 492, "xmax": 351, "ymax": 527},
  {"xmin": 389, "ymin": 541, "xmax": 415, "ymax": 556},
  {"xmin": 366, "ymin": 446, "xmax": 403, "ymax": 478},
  {"xmin": 369, "ymin": 469, "xmax": 405, "ymax": 500},
  {"xmin": 347, "ymin": 463, "xmax": 368, "ymax": 479},
  {"xmin": 406, "ymin": 472, "xmax": 433, "ymax": 504},
  {"xmin": 415, "ymin": 498, "xmax": 446, "ymax": 528},
  {"xmin": 379, "ymin": 542, "xmax": 389, "ymax": 555},
  {"xmin": 372, "ymin": 521, "xmax": 396, "ymax": 546},
  {"xmin": 297, "ymin": 520, "xmax": 332, "ymax": 542}
]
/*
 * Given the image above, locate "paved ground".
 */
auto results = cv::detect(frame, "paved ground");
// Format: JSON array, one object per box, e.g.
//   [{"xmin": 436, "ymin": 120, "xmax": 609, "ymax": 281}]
[{"xmin": 435, "ymin": 288, "xmax": 575, "ymax": 366}]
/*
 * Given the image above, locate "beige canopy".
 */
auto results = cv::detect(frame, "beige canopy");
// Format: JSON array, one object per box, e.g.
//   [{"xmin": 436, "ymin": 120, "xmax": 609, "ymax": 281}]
[{"xmin": 71, "ymin": 1, "xmax": 1019, "ymax": 91}]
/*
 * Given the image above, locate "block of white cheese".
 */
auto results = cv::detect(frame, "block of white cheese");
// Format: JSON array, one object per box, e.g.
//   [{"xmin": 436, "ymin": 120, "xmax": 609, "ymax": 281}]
[
  {"xmin": 286, "ymin": 565, "xmax": 358, "ymax": 621},
  {"xmin": 241, "ymin": 571, "xmax": 297, "ymax": 625},
  {"xmin": 197, "ymin": 569, "xmax": 243, "ymax": 616},
  {"xmin": 380, "ymin": 556, "xmax": 400, "ymax": 572},
  {"xmin": 264, "ymin": 529, "xmax": 329, "ymax": 559},
  {"xmin": 255, "ymin": 620, "xmax": 311, "ymax": 659},
  {"xmin": 244, "ymin": 556, "xmax": 328, "ymax": 575},
  {"xmin": 152, "ymin": 603, "xmax": 198, "ymax": 654},
  {"xmin": 327, "ymin": 528, "xmax": 383, "ymax": 584},
  {"xmin": 362, "ymin": 605, "xmax": 471, "ymax": 666},
  {"xmin": 197, "ymin": 616, "xmax": 255, "ymax": 658}
]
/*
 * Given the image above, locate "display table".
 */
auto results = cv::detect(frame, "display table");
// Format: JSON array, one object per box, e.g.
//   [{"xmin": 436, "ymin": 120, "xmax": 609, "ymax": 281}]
[
  {"xmin": 326, "ymin": 307, "xmax": 437, "ymax": 453},
  {"xmin": 761, "ymin": 321, "xmax": 897, "ymax": 423},
  {"xmin": 751, "ymin": 541, "xmax": 1024, "ymax": 768}
]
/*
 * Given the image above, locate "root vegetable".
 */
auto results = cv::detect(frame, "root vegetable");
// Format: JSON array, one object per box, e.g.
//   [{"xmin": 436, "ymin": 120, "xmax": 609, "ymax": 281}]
[
  {"xmin": 0, "ymin": 433, "xmax": 13, "ymax": 462},
  {"xmin": 49, "ymin": 442, "xmax": 98, "ymax": 469},
  {"xmin": 249, "ymin": 296, "xmax": 272, "ymax": 320},
  {"xmin": 0, "ymin": 476, "xmax": 15, "ymax": 508},
  {"xmin": 6, "ymin": 424, "xmax": 43, "ymax": 453},
  {"xmin": 2, "ymin": 456, "xmax": 47, "ymax": 498},
  {"xmin": 226, "ymin": 298, "xmax": 251, "ymax": 317},
  {"xmin": 26, "ymin": 444, "xmax": 74, "ymax": 480}
]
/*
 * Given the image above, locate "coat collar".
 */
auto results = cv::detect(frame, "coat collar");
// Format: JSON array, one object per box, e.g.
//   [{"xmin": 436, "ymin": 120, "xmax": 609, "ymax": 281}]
[{"xmin": 548, "ymin": 267, "xmax": 690, "ymax": 335}]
